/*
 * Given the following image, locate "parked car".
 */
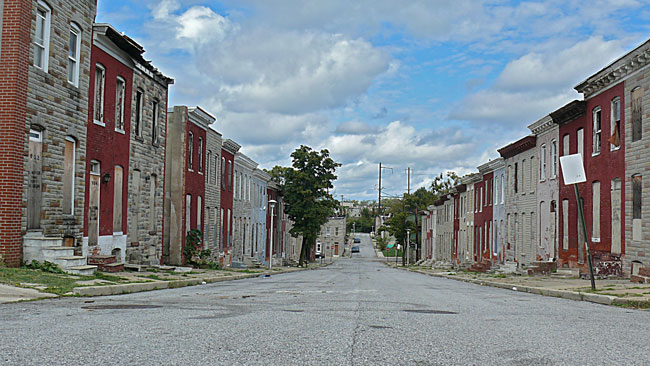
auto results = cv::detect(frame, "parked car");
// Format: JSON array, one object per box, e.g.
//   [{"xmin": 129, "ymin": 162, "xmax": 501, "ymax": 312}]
[
  {"xmin": 353, "ymin": 238, "xmax": 361, "ymax": 243},
  {"xmin": 351, "ymin": 246, "xmax": 360, "ymax": 253}
]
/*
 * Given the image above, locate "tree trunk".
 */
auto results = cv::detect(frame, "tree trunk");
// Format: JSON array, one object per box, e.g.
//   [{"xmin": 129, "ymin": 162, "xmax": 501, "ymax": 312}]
[{"xmin": 299, "ymin": 235, "xmax": 312, "ymax": 267}]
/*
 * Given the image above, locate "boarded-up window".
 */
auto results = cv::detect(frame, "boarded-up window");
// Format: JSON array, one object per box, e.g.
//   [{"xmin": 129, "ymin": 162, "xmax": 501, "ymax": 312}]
[
  {"xmin": 94, "ymin": 64, "xmax": 105, "ymax": 122},
  {"xmin": 632, "ymin": 87, "xmax": 642, "ymax": 142},
  {"xmin": 152, "ymin": 99, "xmax": 159, "ymax": 145},
  {"xmin": 562, "ymin": 134, "xmax": 569, "ymax": 156},
  {"xmin": 592, "ymin": 181, "xmax": 600, "ymax": 241},
  {"xmin": 28, "ymin": 130, "xmax": 43, "ymax": 229},
  {"xmin": 197, "ymin": 196, "xmax": 202, "ymax": 232},
  {"xmin": 610, "ymin": 97, "xmax": 621, "ymax": 150},
  {"xmin": 115, "ymin": 77, "xmax": 125, "ymax": 131},
  {"xmin": 206, "ymin": 151, "xmax": 211, "ymax": 181},
  {"xmin": 135, "ymin": 89, "xmax": 143, "ymax": 137},
  {"xmin": 113, "ymin": 165, "xmax": 123, "ymax": 232},
  {"xmin": 540, "ymin": 145, "xmax": 547, "ymax": 180},
  {"xmin": 186, "ymin": 194, "xmax": 192, "ymax": 234},
  {"xmin": 214, "ymin": 155, "xmax": 219, "ymax": 185},
  {"xmin": 577, "ymin": 128, "xmax": 584, "ymax": 159},
  {"xmin": 150, "ymin": 174, "xmax": 157, "ymax": 232},
  {"xmin": 198, "ymin": 137, "xmax": 203, "ymax": 173},
  {"xmin": 131, "ymin": 170, "xmax": 141, "ymax": 242},
  {"xmin": 529, "ymin": 157, "xmax": 535, "ymax": 191},
  {"xmin": 220, "ymin": 208, "xmax": 224, "ymax": 250},
  {"xmin": 188, "ymin": 132, "xmax": 193, "ymax": 170},
  {"xmin": 521, "ymin": 160, "xmax": 526, "ymax": 193},
  {"xmin": 514, "ymin": 163, "xmax": 518, "ymax": 193},
  {"xmin": 228, "ymin": 161, "xmax": 233, "ymax": 191},
  {"xmin": 63, "ymin": 137, "xmax": 75, "ymax": 215},
  {"xmin": 633, "ymin": 175, "xmax": 642, "ymax": 219},
  {"xmin": 221, "ymin": 157, "xmax": 226, "ymax": 189},
  {"xmin": 551, "ymin": 140, "xmax": 558, "ymax": 177}
]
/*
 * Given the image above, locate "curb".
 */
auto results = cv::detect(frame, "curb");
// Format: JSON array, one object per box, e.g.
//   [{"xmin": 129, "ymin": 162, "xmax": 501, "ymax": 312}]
[
  {"xmin": 399, "ymin": 266, "xmax": 647, "ymax": 308},
  {"xmin": 72, "ymin": 267, "xmax": 310, "ymax": 297}
]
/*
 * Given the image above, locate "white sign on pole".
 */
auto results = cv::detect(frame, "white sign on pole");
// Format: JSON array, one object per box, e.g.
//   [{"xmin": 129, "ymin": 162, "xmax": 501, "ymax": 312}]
[{"xmin": 560, "ymin": 154, "xmax": 586, "ymax": 185}]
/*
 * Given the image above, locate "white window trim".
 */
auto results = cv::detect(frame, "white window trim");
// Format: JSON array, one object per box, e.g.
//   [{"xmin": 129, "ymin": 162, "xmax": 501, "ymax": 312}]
[
  {"xmin": 610, "ymin": 97, "xmax": 621, "ymax": 151},
  {"xmin": 188, "ymin": 132, "xmax": 194, "ymax": 172},
  {"xmin": 198, "ymin": 137, "xmax": 203, "ymax": 175},
  {"xmin": 67, "ymin": 23, "xmax": 81, "ymax": 86},
  {"xmin": 115, "ymin": 76, "xmax": 126, "ymax": 133},
  {"xmin": 64, "ymin": 136, "xmax": 76, "ymax": 215},
  {"xmin": 550, "ymin": 139, "xmax": 558, "ymax": 179},
  {"xmin": 592, "ymin": 106, "xmax": 602, "ymax": 156},
  {"xmin": 34, "ymin": 1, "xmax": 51, "ymax": 72},
  {"xmin": 540, "ymin": 144, "xmax": 547, "ymax": 182},
  {"xmin": 94, "ymin": 64, "xmax": 106, "ymax": 126}
]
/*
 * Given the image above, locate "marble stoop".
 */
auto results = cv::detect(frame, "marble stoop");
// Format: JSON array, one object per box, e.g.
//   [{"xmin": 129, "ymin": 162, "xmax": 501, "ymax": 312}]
[{"xmin": 23, "ymin": 235, "xmax": 96, "ymax": 275}]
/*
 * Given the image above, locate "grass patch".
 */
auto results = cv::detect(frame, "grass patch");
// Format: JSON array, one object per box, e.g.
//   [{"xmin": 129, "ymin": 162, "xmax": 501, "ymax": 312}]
[
  {"xmin": 382, "ymin": 248, "xmax": 403, "ymax": 257},
  {"xmin": 0, "ymin": 267, "xmax": 86, "ymax": 295},
  {"xmin": 138, "ymin": 274, "xmax": 170, "ymax": 281},
  {"xmin": 93, "ymin": 272, "xmax": 128, "ymax": 282}
]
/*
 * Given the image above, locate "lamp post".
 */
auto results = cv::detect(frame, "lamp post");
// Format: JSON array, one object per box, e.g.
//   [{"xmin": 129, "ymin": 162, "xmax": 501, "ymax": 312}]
[
  {"xmin": 406, "ymin": 229, "xmax": 410, "ymax": 266},
  {"xmin": 268, "ymin": 199, "xmax": 277, "ymax": 275}
]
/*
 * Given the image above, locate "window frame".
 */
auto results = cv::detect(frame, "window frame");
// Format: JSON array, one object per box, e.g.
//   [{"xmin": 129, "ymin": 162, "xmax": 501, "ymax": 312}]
[
  {"xmin": 67, "ymin": 23, "xmax": 81, "ymax": 86},
  {"xmin": 540, "ymin": 144, "xmax": 547, "ymax": 181},
  {"xmin": 34, "ymin": 1, "xmax": 51, "ymax": 71},
  {"xmin": 610, "ymin": 97, "xmax": 621, "ymax": 151},
  {"xmin": 187, "ymin": 132, "xmax": 194, "ymax": 171},
  {"xmin": 152, "ymin": 99, "xmax": 160, "ymax": 145},
  {"xmin": 93, "ymin": 64, "xmax": 106, "ymax": 126},
  {"xmin": 134, "ymin": 89, "xmax": 143, "ymax": 138},
  {"xmin": 115, "ymin": 76, "xmax": 126, "ymax": 133},
  {"xmin": 551, "ymin": 139, "xmax": 558, "ymax": 178},
  {"xmin": 592, "ymin": 106, "xmax": 602, "ymax": 156}
]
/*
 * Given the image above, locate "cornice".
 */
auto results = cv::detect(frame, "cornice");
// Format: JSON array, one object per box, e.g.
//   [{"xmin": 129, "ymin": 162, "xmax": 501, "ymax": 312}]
[
  {"xmin": 253, "ymin": 168, "xmax": 271, "ymax": 182},
  {"xmin": 223, "ymin": 139, "xmax": 241, "ymax": 154},
  {"xmin": 550, "ymin": 100, "xmax": 586, "ymax": 126},
  {"xmin": 527, "ymin": 115, "xmax": 556, "ymax": 136},
  {"xmin": 575, "ymin": 39, "xmax": 650, "ymax": 98},
  {"xmin": 498, "ymin": 135, "xmax": 536, "ymax": 159},
  {"xmin": 235, "ymin": 152, "xmax": 258, "ymax": 170},
  {"xmin": 188, "ymin": 106, "xmax": 215, "ymax": 130},
  {"xmin": 478, "ymin": 157, "xmax": 504, "ymax": 174}
]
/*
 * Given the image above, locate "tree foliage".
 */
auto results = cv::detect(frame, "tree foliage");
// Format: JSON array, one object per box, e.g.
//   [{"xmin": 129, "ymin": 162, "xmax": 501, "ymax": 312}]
[
  {"xmin": 429, "ymin": 171, "xmax": 460, "ymax": 201},
  {"xmin": 275, "ymin": 146, "xmax": 341, "ymax": 266},
  {"xmin": 347, "ymin": 207, "xmax": 374, "ymax": 233}
]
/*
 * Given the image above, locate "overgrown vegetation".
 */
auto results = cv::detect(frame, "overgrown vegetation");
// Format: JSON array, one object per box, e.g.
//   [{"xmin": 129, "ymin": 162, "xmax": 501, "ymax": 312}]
[
  {"xmin": 183, "ymin": 229, "xmax": 203, "ymax": 265},
  {"xmin": 26, "ymin": 260, "xmax": 65, "ymax": 274}
]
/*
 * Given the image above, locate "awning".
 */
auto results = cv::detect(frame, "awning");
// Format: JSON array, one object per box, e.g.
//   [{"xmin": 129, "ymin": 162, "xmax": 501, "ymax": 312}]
[{"xmin": 386, "ymin": 243, "xmax": 394, "ymax": 249}]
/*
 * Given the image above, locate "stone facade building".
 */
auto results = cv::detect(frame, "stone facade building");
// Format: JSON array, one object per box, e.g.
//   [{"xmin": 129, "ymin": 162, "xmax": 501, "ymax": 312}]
[
  {"xmin": 252, "ymin": 169, "xmax": 270, "ymax": 264},
  {"xmin": 434, "ymin": 196, "xmax": 454, "ymax": 262},
  {"xmin": 620, "ymin": 40, "xmax": 650, "ymax": 279},
  {"xmin": 13, "ymin": 0, "xmax": 97, "ymax": 268},
  {"xmin": 232, "ymin": 152, "xmax": 257, "ymax": 264},
  {"xmin": 529, "ymin": 115, "xmax": 559, "ymax": 262},
  {"xmin": 317, "ymin": 216, "xmax": 346, "ymax": 259},
  {"xmin": 204, "ymin": 127, "xmax": 222, "ymax": 258},
  {"xmin": 499, "ymin": 135, "xmax": 538, "ymax": 266},
  {"xmin": 459, "ymin": 174, "xmax": 479, "ymax": 265},
  {"xmin": 491, "ymin": 160, "xmax": 506, "ymax": 263},
  {"xmin": 163, "ymin": 106, "xmax": 213, "ymax": 265},
  {"xmin": 219, "ymin": 139, "xmax": 240, "ymax": 266}
]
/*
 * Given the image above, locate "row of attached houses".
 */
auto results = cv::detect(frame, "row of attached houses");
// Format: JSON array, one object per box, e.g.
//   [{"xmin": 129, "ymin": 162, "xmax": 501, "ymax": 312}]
[
  {"xmin": 0, "ymin": 2, "xmax": 300, "ymax": 273},
  {"xmin": 422, "ymin": 38, "xmax": 650, "ymax": 280}
]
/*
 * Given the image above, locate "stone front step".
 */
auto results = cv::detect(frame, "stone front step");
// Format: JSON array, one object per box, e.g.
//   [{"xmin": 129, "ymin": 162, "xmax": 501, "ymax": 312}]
[
  {"xmin": 88, "ymin": 255, "xmax": 116, "ymax": 265},
  {"xmin": 64, "ymin": 265, "xmax": 97, "ymax": 276},
  {"xmin": 98, "ymin": 262, "xmax": 125, "ymax": 273},
  {"xmin": 41, "ymin": 247, "xmax": 75, "ymax": 261},
  {"xmin": 638, "ymin": 267, "xmax": 650, "ymax": 277},
  {"xmin": 51, "ymin": 256, "xmax": 87, "ymax": 269},
  {"xmin": 631, "ymin": 274, "xmax": 650, "ymax": 284},
  {"xmin": 527, "ymin": 261, "xmax": 558, "ymax": 276}
]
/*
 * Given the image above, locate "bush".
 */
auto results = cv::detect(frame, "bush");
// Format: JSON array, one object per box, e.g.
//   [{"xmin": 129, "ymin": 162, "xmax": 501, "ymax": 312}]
[
  {"xmin": 183, "ymin": 229, "xmax": 203, "ymax": 265},
  {"xmin": 376, "ymin": 236, "xmax": 389, "ymax": 251},
  {"xmin": 27, "ymin": 260, "xmax": 65, "ymax": 274}
]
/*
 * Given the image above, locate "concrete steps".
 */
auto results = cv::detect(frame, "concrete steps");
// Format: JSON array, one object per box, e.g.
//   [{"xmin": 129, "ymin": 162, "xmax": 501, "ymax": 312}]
[
  {"xmin": 552, "ymin": 268, "xmax": 580, "ymax": 279},
  {"xmin": 527, "ymin": 261, "xmax": 558, "ymax": 276},
  {"xmin": 87, "ymin": 255, "xmax": 123, "ymax": 272},
  {"xmin": 65, "ymin": 265, "xmax": 97, "ymax": 276}
]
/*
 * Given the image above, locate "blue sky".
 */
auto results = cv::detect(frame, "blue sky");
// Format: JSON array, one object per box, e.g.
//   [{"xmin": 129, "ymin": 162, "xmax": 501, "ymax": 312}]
[{"xmin": 97, "ymin": 0, "xmax": 650, "ymax": 200}]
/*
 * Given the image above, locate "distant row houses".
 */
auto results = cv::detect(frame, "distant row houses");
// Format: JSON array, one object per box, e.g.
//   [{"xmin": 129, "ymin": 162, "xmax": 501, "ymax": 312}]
[
  {"xmin": 0, "ymin": 1, "xmax": 302, "ymax": 272},
  {"xmin": 422, "ymin": 38, "xmax": 650, "ymax": 282}
]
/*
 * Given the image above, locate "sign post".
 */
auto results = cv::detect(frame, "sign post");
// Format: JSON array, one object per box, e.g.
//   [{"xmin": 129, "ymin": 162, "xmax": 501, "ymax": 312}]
[{"xmin": 560, "ymin": 154, "xmax": 596, "ymax": 291}]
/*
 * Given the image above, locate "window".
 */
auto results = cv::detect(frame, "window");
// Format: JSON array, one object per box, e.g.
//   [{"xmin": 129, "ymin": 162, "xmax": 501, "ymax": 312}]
[
  {"xmin": 632, "ymin": 87, "xmax": 643, "ymax": 142},
  {"xmin": 63, "ymin": 137, "xmax": 75, "ymax": 215},
  {"xmin": 221, "ymin": 157, "xmax": 226, "ymax": 189},
  {"xmin": 633, "ymin": 175, "xmax": 642, "ymax": 220},
  {"xmin": 197, "ymin": 196, "xmax": 202, "ymax": 232},
  {"xmin": 592, "ymin": 107, "xmax": 602, "ymax": 155},
  {"xmin": 577, "ymin": 128, "xmax": 584, "ymax": 159},
  {"xmin": 186, "ymin": 194, "xmax": 192, "ymax": 234},
  {"xmin": 152, "ymin": 99, "xmax": 159, "ymax": 145},
  {"xmin": 562, "ymin": 134, "xmax": 569, "ymax": 156},
  {"xmin": 150, "ymin": 174, "xmax": 157, "ymax": 232},
  {"xmin": 540, "ymin": 144, "xmax": 547, "ymax": 181},
  {"xmin": 187, "ymin": 132, "xmax": 193, "ymax": 171},
  {"xmin": 67, "ymin": 23, "xmax": 81, "ymax": 86},
  {"xmin": 115, "ymin": 77, "xmax": 125, "ymax": 132},
  {"xmin": 94, "ymin": 64, "xmax": 105, "ymax": 124},
  {"xmin": 134, "ymin": 89, "xmax": 143, "ymax": 137},
  {"xmin": 592, "ymin": 181, "xmax": 600, "ymax": 241},
  {"xmin": 198, "ymin": 137, "xmax": 203, "ymax": 173},
  {"xmin": 228, "ymin": 161, "xmax": 233, "ymax": 191},
  {"xmin": 514, "ymin": 162, "xmax": 518, "ymax": 193},
  {"xmin": 206, "ymin": 151, "xmax": 211, "ymax": 180},
  {"xmin": 610, "ymin": 97, "xmax": 621, "ymax": 150},
  {"xmin": 213, "ymin": 154, "xmax": 219, "ymax": 185},
  {"xmin": 220, "ymin": 208, "xmax": 224, "ymax": 250},
  {"xmin": 562, "ymin": 199, "xmax": 569, "ymax": 251},
  {"xmin": 551, "ymin": 140, "xmax": 557, "ymax": 178},
  {"xmin": 113, "ymin": 165, "xmax": 124, "ymax": 232},
  {"xmin": 500, "ymin": 173, "xmax": 505, "ymax": 204},
  {"xmin": 521, "ymin": 160, "xmax": 526, "ymax": 193},
  {"xmin": 34, "ymin": 2, "xmax": 50, "ymax": 71}
]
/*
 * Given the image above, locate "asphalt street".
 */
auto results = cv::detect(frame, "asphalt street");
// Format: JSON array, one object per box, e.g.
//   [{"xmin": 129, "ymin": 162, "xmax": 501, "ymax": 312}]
[{"xmin": 2, "ymin": 233, "xmax": 649, "ymax": 365}]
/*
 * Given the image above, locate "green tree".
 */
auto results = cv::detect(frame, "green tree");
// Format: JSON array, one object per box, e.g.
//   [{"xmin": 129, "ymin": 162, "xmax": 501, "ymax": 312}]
[
  {"xmin": 378, "ymin": 198, "xmax": 415, "ymax": 265},
  {"xmin": 430, "ymin": 171, "xmax": 460, "ymax": 201},
  {"xmin": 280, "ymin": 146, "xmax": 341, "ymax": 266}
]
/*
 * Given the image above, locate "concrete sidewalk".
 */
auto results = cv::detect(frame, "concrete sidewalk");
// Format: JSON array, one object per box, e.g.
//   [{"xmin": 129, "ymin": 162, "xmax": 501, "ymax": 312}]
[
  {"xmin": 393, "ymin": 265, "xmax": 650, "ymax": 308},
  {"xmin": 0, "ymin": 263, "xmax": 330, "ymax": 303},
  {"xmin": 0, "ymin": 284, "xmax": 58, "ymax": 303}
]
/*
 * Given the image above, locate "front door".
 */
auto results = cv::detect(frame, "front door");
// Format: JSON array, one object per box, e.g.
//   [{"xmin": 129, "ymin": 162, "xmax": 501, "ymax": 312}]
[
  {"xmin": 611, "ymin": 178, "xmax": 622, "ymax": 255},
  {"xmin": 27, "ymin": 130, "xmax": 43, "ymax": 230},
  {"xmin": 88, "ymin": 162, "xmax": 100, "ymax": 246}
]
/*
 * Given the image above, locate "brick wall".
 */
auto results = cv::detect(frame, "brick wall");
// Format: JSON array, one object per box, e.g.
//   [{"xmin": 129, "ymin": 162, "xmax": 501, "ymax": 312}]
[{"xmin": 0, "ymin": 0, "xmax": 31, "ymax": 266}]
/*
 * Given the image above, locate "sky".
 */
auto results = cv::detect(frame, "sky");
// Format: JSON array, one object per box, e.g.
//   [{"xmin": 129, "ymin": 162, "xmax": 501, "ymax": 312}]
[{"xmin": 97, "ymin": 0, "xmax": 650, "ymax": 201}]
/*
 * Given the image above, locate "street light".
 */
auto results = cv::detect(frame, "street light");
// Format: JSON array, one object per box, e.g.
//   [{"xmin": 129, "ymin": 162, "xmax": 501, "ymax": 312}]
[
  {"xmin": 406, "ymin": 229, "xmax": 410, "ymax": 266},
  {"xmin": 268, "ymin": 199, "xmax": 277, "ymax": 276}
]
